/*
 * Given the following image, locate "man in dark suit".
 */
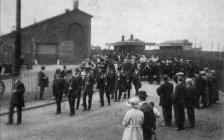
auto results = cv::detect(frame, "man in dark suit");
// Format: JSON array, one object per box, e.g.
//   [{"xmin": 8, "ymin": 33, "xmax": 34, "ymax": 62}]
[
  {"xmin": 60, "ymin": 65, "xmax": 67, "ymax": 78},
  {"xmin": 96, "ymin": 66, "xmax": 108, "ymax": 107},
  {"xmin": 132, "ymin": 68, "xmax": 142, "ymax": 95},
  {"xmin": 115, "ymin": 67, "xmax": 127, "ymax": 102},
  {"xmin": 52, "ymin": 70, "xmax": 65, "ymax": 114},
  {"xmin": 173, "ymin": 76, "xmax": 186, "ymax": 130},
  {"xmin": 106, "ymin": 69, "xmax": 116, "ymax": 99},
  {"xmin": 67, "ymin": 69, "xmax": 82, "ymax": 115},
  {"xmin": 157, "ymin": 75, "xmax": 173, "ymax": 126},
  {"xmin": 38, "ymin": 66, "xmax": 49, "ymax": 100},
  {"xmin": 185, "ymin": 78, "xmax": 196, "ymax": 128},
  {"xmin": 83, "ymin": 66, "xmax": 95, "ymax": 111},
  {"xmin": 138, "ymin": 90, "xmax": 156, "ymax": 140},
  {"xmin": 6, "ymin": 74, "xmax": 25, "ymax": 125},
  {"xmin": 75, "ymin": 68, "xmax": 83, "ymax": 110}
]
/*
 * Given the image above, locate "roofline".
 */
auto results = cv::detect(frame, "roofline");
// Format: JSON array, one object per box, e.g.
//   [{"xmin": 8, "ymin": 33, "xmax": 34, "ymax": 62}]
[
  {"xmin": 0, "ymin": 9, "xmax": 93, "ymax": 38},
  {"xmin": 157, "ymin": 42, "xmax": 193, "ymax": 46},
  {"xmin": 105, "ymin": 42, "xmax": 156, "ymax": 46}
]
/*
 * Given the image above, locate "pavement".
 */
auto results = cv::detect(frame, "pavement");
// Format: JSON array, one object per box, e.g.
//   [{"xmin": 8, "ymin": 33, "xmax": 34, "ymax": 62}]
[{"xmin": 0, "ymin": 82, "xmax": 224, "ymax": 140}]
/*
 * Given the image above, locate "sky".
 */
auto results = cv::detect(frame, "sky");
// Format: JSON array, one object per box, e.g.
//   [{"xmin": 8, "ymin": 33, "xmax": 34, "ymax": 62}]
[{"xmin": 0, "ymin": 0, "xmax": 224, "ymax": 51}]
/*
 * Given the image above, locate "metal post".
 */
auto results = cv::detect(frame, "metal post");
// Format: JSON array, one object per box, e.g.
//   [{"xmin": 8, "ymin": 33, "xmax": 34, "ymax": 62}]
[{"xmin": 14, "ymin": 0, "xmax": 22, "ymax": 76}]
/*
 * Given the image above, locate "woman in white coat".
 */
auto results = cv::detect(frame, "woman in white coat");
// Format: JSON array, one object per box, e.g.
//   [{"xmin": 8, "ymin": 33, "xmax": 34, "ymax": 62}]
[{"xmin": 122, "ymin": 97, "xmax": 144, "ymax": 140}]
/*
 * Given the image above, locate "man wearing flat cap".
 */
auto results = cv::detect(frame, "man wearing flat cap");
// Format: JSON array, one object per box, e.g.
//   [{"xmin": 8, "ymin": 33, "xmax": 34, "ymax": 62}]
[{"xmin": 138, "ymin": 90, "xmax": 156, "ymax": 140}]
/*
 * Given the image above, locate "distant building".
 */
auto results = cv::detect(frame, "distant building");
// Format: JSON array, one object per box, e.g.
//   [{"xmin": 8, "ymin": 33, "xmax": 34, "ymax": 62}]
[
  {"xmin": 158, "ymin": 40, "xmax": 193, "ymax": 51},
  {"xmin": 0, "ymin": 2, "xmax": 92, "ymax": 68},
  {"xmin": 91, "ymin": 45, "xmax": 101, "ymax": 50},
  {"xmin": 105, "ymin": 35, "xmax": 155, "ymax": 53}
]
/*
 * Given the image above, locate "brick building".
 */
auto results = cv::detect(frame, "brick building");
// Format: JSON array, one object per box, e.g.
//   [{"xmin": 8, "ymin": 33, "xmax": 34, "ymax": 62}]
[{"xmin": 0, "ymin": 4, "xmax": 92, "ymax": 68}]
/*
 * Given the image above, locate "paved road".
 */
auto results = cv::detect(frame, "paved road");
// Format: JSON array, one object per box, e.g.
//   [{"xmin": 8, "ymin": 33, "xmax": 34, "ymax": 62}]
[{"xmin": 0, "ymin": 82, "xmax": 223, "ymax": 140}]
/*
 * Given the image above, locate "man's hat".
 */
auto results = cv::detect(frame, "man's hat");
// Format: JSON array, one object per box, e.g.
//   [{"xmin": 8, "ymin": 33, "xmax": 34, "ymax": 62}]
[
  {"xmin": 55, "ymin": 69, "xmax": 61, "ymax": 74},
  {"xmin": 75, "ymin": 68, "xmax": 81, "ymax": 73},
  {"xmin": 85, "ymin": 66, "xmax": 92, "ymax": 71},
  {"xmin": 199, "ymin": 71, "xmax": 206, "ymax": 75},
  {"xmin": 41, "ymin": 66, "xmax": 45, "ymax": 70},
  {"xmin": 117, "ymin": 66, "xmax": 122, "ymax": 71},
  {"xmin": 163, "ymin": 75, "xmax": 169, "ymax": 81},
  {"xmin": 67, "ymin": 70, "xmax": 72, "ymax": 74},
  {"xmin": 138, "ymin": 90, "xmax": 148, "ymax": 99},
  {"xmin": 175, "ymin": 72, "xmax": 184, "ymax": 77},
  {"xmin": 210, "ymin": 70, "xmax": 216, "ymax": 74}
]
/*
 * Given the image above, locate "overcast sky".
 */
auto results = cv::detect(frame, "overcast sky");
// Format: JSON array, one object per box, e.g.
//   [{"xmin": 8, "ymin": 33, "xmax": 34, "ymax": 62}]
[{"xmin": 1, "ymin": 0, "xmax": 224, "ymax": 51}]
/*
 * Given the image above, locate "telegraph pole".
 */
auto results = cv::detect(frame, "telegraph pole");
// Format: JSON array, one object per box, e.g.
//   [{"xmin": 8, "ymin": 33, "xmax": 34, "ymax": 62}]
[
  {"xmin": 0, "ymin": 0, "xmax": 2, "ymax": 35},
  {"xmin": 14, "ymin": 0, "xmax": 22, "ymax": 76}
]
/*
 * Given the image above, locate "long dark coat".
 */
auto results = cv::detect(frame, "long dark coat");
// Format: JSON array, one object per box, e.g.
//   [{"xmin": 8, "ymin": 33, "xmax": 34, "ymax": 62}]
[
  {"xmin": 173, "ymin": 82, "xmax": 187, "ymax": 105},
  {"xmin": 52, "ymin": 78, "xmax": 65, "ymax": 100},
  {"xmin": 38, "ymin": 71, "xmax": 49, "ymax": 87},
  {"xmin": 132, "ymin": 72, "xmax": 142, "ymax": 89},
  {"xmin": 69, "ymin": 75, "xmax": 82, "ymax": 98},
  {"xmin": 96, "ymin": 72, "xmax": 107, "ymax": 90},
  {"xmin": 157, "ymin": 81, "xmax": 174, "ymax": 106},
  {"xmin": 116, "ymin": 72, "xmax": 126, "ymax": 92},
  {"xmin": 10, "ymin": 80, "xmax": 25, "ymax": 107},
  {"xmin": 185, "ymin": 84, "xmax": 197, "ymax": 108},
  {"xmin": 83, "ymin": 73, "xmax": 95, "ymax": 94},
  {"xmin": 139, "ymin": 102, "xmax": 156, "ymax": 140},
  {"xmin": 106, "ymin": 72, "xmax": 116, "ymax": 93}
]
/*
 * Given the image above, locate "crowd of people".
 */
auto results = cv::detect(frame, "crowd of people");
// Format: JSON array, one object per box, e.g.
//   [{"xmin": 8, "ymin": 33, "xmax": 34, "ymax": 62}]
[{"xmin": 5, "ymin": 51, "xmax": 220, "ymax": 140}]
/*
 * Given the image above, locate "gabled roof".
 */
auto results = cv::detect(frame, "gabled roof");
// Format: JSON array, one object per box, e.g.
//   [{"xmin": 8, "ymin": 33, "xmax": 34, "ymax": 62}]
[
  {"xmin": 0, "ymin": 9, "xmax": 93, "ymax": 39},
  {"xmin": 106, "ymin": 38, "xmax": 155, "ymax": 46}
]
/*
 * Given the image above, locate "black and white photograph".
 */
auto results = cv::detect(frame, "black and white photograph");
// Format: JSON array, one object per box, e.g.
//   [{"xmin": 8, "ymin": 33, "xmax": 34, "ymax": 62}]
[{"xmin": 0, "ymin": 0, "xmax": 224, "ymax": 140}]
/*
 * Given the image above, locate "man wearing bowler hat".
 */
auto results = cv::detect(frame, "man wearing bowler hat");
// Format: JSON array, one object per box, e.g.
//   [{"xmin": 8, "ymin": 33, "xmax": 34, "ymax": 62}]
[
  {"xmin": 6, "ymin": 74, "xmax": 25, "ymax": 125},
  {"xmin": 138, "ymin": 90, "xmax": 156, "ymax": 140},
  {"xmin": 82, "ymin": 66, "xmax": 95, "ymax": 111},
  {"xmin": 38, "ymin": 66, "xmax": 49, "ymax": 100},
  {"xmin": 68, "ymin": 68, "xmax": 82, "ymax": 115},
  {"xmin": 52, "ymin": 70, "xmax": 65, "ymax": 114}
]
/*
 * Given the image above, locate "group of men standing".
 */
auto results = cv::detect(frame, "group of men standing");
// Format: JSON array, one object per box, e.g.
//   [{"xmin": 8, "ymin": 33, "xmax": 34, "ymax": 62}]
[
  {"xmin": 157, "ymin": 67, "xmax": 219, "ymax": 130},
  {"xmin": 50, "ymin": 58, "xmax": 142, "ymax": 116}
]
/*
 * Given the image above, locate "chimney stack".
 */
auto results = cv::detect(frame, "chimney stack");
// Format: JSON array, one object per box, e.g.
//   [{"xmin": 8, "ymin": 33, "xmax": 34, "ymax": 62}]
[
  {"xmin": 73, "ymin": 0, "xmax": 79, "ymax": 10},
  {"xmin": 121, "ymin": 35, "xmax": 125, "ymax": 41},
  {"xmin": 130, "ymin": 34, "xmax": 134, "ymax": 40}
]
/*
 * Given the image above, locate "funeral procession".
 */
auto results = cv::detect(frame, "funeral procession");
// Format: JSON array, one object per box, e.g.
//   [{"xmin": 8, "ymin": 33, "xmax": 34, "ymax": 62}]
[{"xmin": 0, "ymin": 0, "xmax": 224, "ymax": 140}]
